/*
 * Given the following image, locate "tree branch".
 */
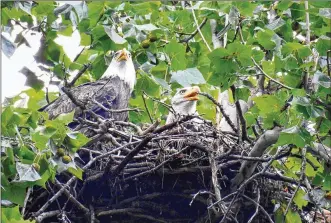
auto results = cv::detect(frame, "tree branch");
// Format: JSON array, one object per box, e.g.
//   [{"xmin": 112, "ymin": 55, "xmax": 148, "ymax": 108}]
[
  {"xmin": 67, "ymin": 63, "xmax": 91, "ymax": 88},
  {"xmin": 190, "ymin": 3, "xmax": 211, "ymax": 52},
  {"xmin": 179, "ymin": 18, "xmax": 208, "ymax": 43},
  {"xmin": 199, "ymin": 92, "xmax": 238, "ymax": 133},
  {"xmin": 252, "ymin": 57, "xmax": 293, "ymax": 90}
]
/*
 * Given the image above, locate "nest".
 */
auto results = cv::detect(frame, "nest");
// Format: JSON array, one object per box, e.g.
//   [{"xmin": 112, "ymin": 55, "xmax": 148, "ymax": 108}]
[{"xmin": 18, "ymin": 114, "xmax": 293, "ymax": 223}]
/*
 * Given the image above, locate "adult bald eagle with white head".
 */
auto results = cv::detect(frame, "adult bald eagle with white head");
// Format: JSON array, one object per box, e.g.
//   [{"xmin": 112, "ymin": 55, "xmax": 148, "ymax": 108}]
[
  {"xmin": 40, "ymin": 48, "xmax": 136, "ymax": 122},
  {"xmin": 166, "ymin": 86, "xmax": 202, "ymax": 126}
]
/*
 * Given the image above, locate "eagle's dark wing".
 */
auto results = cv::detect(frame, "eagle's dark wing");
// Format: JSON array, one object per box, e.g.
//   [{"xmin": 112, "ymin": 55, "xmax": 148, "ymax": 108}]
[{"xmin": 40, "ymin": 76, "xmax": 131, "ymax": 121}]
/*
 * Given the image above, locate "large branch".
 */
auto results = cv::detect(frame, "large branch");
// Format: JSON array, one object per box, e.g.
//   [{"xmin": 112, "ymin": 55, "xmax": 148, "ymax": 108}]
[{"xmin": 231, "ymin": 126, "xmax": 283, "ymax": 190}]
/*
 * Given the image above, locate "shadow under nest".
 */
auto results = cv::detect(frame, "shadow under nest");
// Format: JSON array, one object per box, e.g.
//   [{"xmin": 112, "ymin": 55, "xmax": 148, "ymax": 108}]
[{"xmin": 26, "ymin": 117, "xmax": 281, "ymax": 223}]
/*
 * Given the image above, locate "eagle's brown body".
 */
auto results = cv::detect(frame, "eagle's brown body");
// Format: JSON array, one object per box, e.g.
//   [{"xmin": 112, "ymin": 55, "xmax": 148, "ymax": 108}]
[{"xmin": 41, "ymin": 76, "xmax": 132, "ymax": 121}]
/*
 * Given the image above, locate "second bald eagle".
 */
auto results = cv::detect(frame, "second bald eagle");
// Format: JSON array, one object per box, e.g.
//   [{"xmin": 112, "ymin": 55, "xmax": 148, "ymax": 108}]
[
  {"xmin": 166, "ymin": 86, "xmax": 202, "ymax": 125},
  {"xmin": 40, "ymin": 49, "xmax": 136, "ymax": 122}
]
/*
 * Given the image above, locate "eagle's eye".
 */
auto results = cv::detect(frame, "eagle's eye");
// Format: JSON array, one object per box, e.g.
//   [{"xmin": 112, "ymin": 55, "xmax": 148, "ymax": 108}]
[{"xmin": 179, "ymin": 89, "xmax": 186, "ymax": 94}]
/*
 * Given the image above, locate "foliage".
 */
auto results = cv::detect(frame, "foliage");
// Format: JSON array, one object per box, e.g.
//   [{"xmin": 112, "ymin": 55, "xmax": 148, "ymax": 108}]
[{"xmin": 1, "ymin": 1, "xmax": 331, "ymax": 222}]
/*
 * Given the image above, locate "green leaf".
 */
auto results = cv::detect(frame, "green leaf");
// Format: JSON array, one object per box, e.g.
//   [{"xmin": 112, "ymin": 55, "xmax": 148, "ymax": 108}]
[
  {"xmin": 297, "ymin": 46, "xmax": 311, "ymax": 59},
  {"xmin": 45, "ymin": 40, "xmax": 61, "ymax": 63},
  {"xmin": 91, "ymin": 25, "xmax": 107, "ymax": 43},
  {"xmin": 281, "ymin": 42, "xmax": 304, "ymax": 56},
  {"xmin": 323, "ymin": 174, "xmax": 331, "ymax": 190},
  {"xmin": 256, "ymin": 30, "xmax": 276, "ymax": 50},
  {"xmin": 68, "ymin": 166, "xmax": 83, "ymax": 180},
  {"xmin": 164, "ymin": 40, "xmax": 187, "ymax": 71},
  {"xmin": 233, "ymin": 2, "xmax": 257, "ymax": 17},
  {"xmin": 208, "ymin": 48, "xmax": 231, "ymax": 59},
  {"xmin": 316, "ymin": 37, "xmax": 331, "ymax": 56},
  {"xmin": 253, "ymin": 95, "xmax": 283, "ymax": 115},
  {"xmin": 1, "ymin": 206, "xmax": 32, "ymax": 223},
  {"xmin": 53, "ymin": 64, "xmax": 65, "ymax": 79},
  {"xmin": 275, "ymin": 126, "xmax": 309, "ymax": 147},
  {"xmin": 78, "ymin": 18, "xmax": 90, "ymax": 32},
  {"xmin": 65, "ymin": 132, "xmax": 89, "ymax": 149},
  {"xmin": 127, "ymin": 1, "xmax": 161, "ymax": 16},
  {"xmin": 24, "ymin": 89, "xmax": 47, "ymax": 111},
  {"xmin": 88, "ymin": 2, "xmax": 105, "ymax": 27},
  {"xmin": 80, "ymin": 32, "xmax": 91, "ymax": 46},
  {"xmin": 134, "ymin": 72, "xmax": 160, "ymax": 96},
  {"xmin": 56, "ymin": 111, "xmax": 75, "ymax": 125},
  {"xmin": 1, "ymin": 7, "xmax": 25, "ymax": 25},
  {"xmin": 227, "ymin": 42, "xmax": 252, "ymax": 66},
  {"xmin": 252, "ymin": 49, "xmax": 265, "ymax": 62},
  {"xmin": 32, "ymin": 2, "xmax": 55, "ymax": 17},
  {"xmin": 261, "ymin": 61, "xmax": 275, "ymax": 77},
  {"xmin": 276, "ymin": 1, "xmax": 293, "ymax": 10},
  {"xmin": 58, "ymin": 25, "xmax": 73, "ymax": 37},
  {"xmin": 285, "ymin": 209, "xmax": 302, "ymax": 223},
  {"xmin": 170, "ymin": 68, "xmax": 206, "ymax": 87},
  {"xmin": 294, "ymin": 189, "xmax": 308, "ymax": 209},
  {"xmin": 1, "ymin": 184, "xmax": 26, "ymax": 206},
  {"xmin": 90, "ymin": 53, "xmax": 106, "ymax": 79}
]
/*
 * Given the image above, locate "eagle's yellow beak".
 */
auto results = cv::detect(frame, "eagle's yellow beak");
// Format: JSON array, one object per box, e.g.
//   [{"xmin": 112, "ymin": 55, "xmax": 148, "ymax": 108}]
[
  {"xmin": 117, "ymin": 48, "xmax": 128, "ymax": 62},
  {"xmin": 183, "ymin": 86, "xmax": 200, "ymax": 101}
]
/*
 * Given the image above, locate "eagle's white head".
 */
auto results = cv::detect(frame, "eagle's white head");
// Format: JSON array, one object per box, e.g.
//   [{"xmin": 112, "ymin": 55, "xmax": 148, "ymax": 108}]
[
  {"xmin": 102, "ymin": 48, "xmax": 136, "ymax": 92},
  {"xmin": 166, "ymin": 86, "xmax": 201, "ymax": 124}
]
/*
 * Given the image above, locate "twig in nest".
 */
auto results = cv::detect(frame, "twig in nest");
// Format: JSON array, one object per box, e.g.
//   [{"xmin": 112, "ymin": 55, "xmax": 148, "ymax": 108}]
[
  {"xmin": 35, "ymin": 140, "xmax": 140, "ymax": 217},
  {"xmin": 114, "ymin": 120, "xmax": 143, "ymax": 135},
  {"xmin": 35, "ymin": 210, "xmax": 61, "ymax": 223},
  {"xmin": 123, "ymin": 146, "xmax": 191, "ymax": 181},
  {"xmin": 246, "ymin": 187, "xmax": 261, "ymax": 223},
  {"xmin": 208, "ymin": 145, "xmax": 226, "ymax": 213},
  {"xmin": 140, "ymin": 119, "xmax": 160, "ymax": 135},
  {"xmin": 242, "ymin": 193, "xmax": 274, "ymax": 223},
  {"xmin": 220, "ymin": 148, "xmax": 283, "ymax": 222},
  {"xmin": 54, "ymin": 179, "xmax": 90, "ymax": 214},
  {"xmin": 97, "ymin": 208, "xmax": 145, "ymax": 217}
]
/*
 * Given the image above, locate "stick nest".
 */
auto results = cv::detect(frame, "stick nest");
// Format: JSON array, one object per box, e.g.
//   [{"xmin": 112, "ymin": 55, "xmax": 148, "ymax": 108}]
[{"xmin": 21, "ymin": 116, "xmax": 318, "ymax": 223}]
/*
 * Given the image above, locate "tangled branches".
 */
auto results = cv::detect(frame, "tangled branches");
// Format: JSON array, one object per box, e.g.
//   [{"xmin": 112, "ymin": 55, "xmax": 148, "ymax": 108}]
[{"xmin": 15, "ymin": 91, "xmax": 328, "ymax": 223}]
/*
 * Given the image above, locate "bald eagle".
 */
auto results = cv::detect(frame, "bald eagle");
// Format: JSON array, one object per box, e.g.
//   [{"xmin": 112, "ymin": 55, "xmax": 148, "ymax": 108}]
[
  {"xmin": 166, "ymin": 86, "xmax": 202, "ymax": 125},
  {"xmin": 40, "ymin": 49, "xmax": 136, "ymax": 122}
]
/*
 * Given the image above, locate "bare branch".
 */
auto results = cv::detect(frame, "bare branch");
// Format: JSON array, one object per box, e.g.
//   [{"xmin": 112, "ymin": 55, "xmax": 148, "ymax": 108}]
[
  {"xmin": 252, "ymin": 57, "xmax": 293, "ymax": 90},
  {"xmin": 199, "ymin": 92, "xmax": 238, "ymax": 133},
  {"xmin": 179, "ymin": 18, "xmax": 208, "ymax": 43}
]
